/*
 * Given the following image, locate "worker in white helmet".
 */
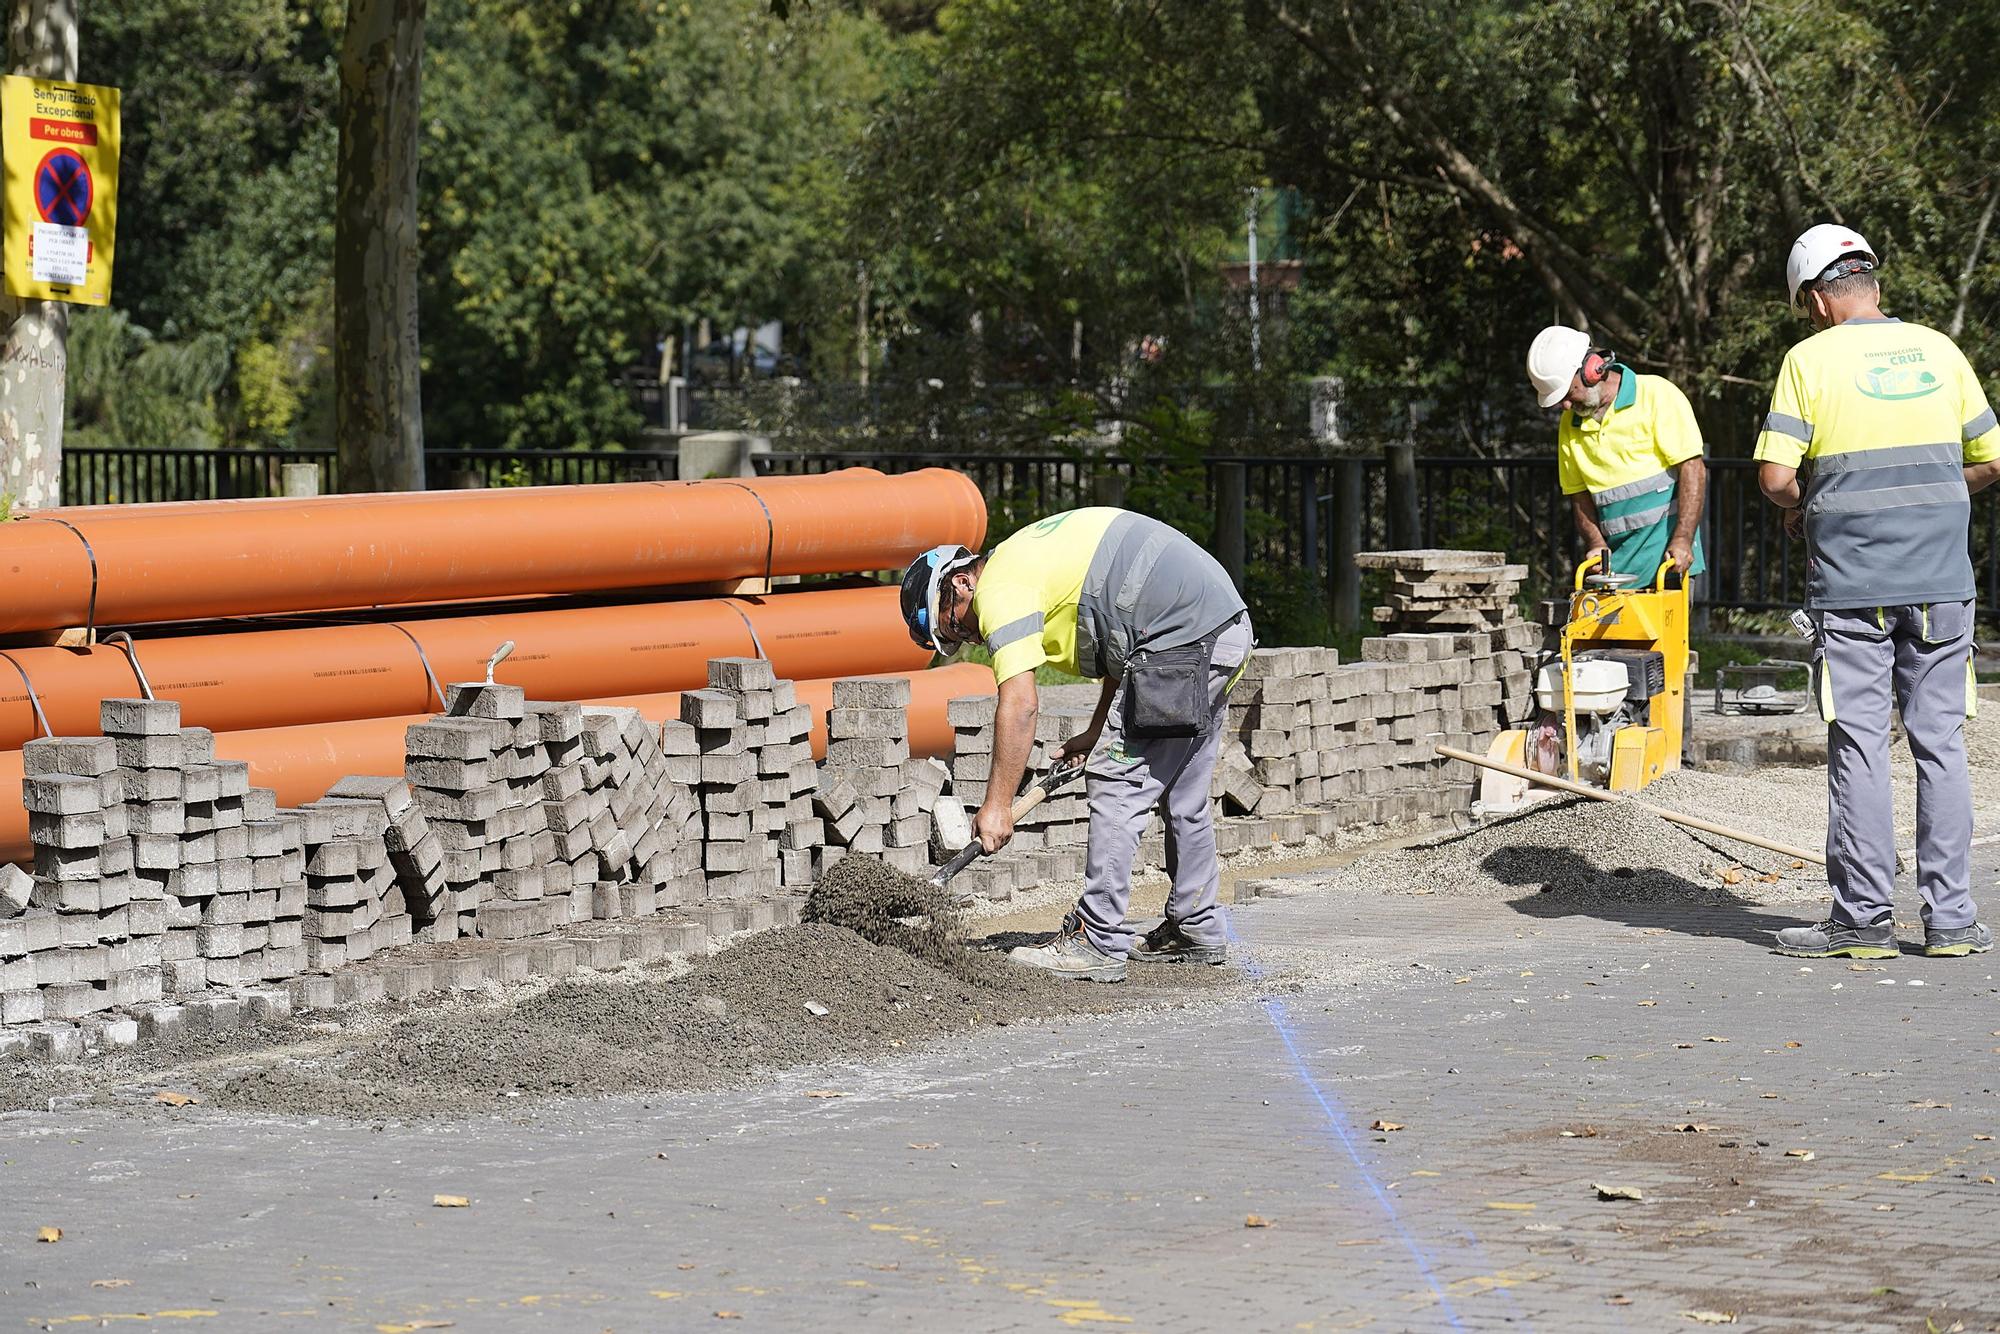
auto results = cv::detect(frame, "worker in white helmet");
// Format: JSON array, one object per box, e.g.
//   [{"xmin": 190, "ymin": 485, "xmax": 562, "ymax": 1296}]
[
  {"xmin": 1526, "ymin": 325, "xmax": 1708, "ymax": 583},
  {"xmin": 1756, "ymin": 223, "xmax": 2000, "ymax": 959}
]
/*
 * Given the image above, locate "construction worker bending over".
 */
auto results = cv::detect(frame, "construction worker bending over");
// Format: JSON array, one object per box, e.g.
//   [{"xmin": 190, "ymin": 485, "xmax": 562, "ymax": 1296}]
[
  {"xmin": 1756, "ymin": 224, "xmax": 2000, "ymax": 959},
  {"xmin": 1527, "ymin": 325, "xmax": 1708, "ymax": 581},
  {"xmin": 900, "ymin": 509, "xmax": 1253, "ymax": 983}
]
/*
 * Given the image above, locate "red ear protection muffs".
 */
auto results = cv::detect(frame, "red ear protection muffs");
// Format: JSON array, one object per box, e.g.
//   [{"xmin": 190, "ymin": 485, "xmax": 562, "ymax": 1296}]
[{"xmin": 1578, "ymin": 348, "xmax": 1614, "ymax": 388}]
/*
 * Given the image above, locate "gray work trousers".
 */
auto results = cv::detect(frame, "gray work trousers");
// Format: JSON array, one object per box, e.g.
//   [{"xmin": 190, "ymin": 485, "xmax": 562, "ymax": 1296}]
[
  {"xmin": 1075, "ymin": 615, "xmax": 1254, "ymax": 957},
  {"xmin": 1814, "ymin": 601, "xmax": 1978, "ymax": 929}
]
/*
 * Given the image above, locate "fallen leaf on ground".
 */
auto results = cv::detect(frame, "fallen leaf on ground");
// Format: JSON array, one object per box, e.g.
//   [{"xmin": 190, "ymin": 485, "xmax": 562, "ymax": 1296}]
[
  {"xmin": 432, "ymin": 1195, "xmax": 470, "ymax": 1208},
  {"xmin": 1909, "ymin": 1100, "xmax": 1952, "ymax": 1110},
  {"xmin": 1674, "ymin": 1042, "xmax": 1695, "ymax": 1049},
  {"xmin": 1783, "ymin": 1041, "xmax": 1803, "ymax": 1049},
  {"xmin": 1791, "ymin": 860, "xmax": 1806, "ymax": 869},
  {"xmin": 153, "ymin": 1090, "xmax": 198, "ymax": 1107},
  {"xmin": 1704, "ymin": 1035, "xmax": 1730, "ymax": 1043},
  {"xmin": 803, "ymin": 1090, "xmax": 845, "ymax": 1099},
  {"xmin": 1560, "ymin": 1126, "xmax": 1599, "ymax": 1138},
  {"xmin": 1244, "ymin": 1215, "xmax": 1271, "ymax": 1228},
  {"xmin": 1979, "ymin": 1176, "xmax": 1997, "ymax": 1185},
  {"xmin": 90, "ymin": 1279, "xmax": 131, "ymax": 1289},
  {"xmin": 1784, "ymin": 1150, "xmax": 1815, "ymax": 1161},
  {"xmin": 907, "ymin": 1143, "xmax": 939, "ymax": 1151},
  {"xmin": 1370, "ymin": 1120, "xmax": 1405, "ymax": 1132},
  {"xmin": 1760, "ymin": 1093, "xmax": 1779, "ymax": 1099},
  {"xmin": 1595, "ymin": 1183, "xmax": 1645, "ymax": 1201},
  {"xmin": 1607, "ymin": 1294, "xmax": 1633, "ymax": 1305},
  {"xmin": 1719, "ymin": 868, "xmax": 1744, "ymax": 885},
  {"xmin": 715, "ymin": 1312, "xmax": 742, "ymax": 1320},
  {"xmin": 1975, "ymin": 1134, "xmax": 1994, "ymax": 1141},
  {"xmin": 1485, "ymin": 1201, "xmax": 1536, "ymax": 1211},
  {"xmin": 1681, "ymin": 1311, "xmax": 1737, "ymax": 1325},
  {"xmin": 1637, "ymin": 1000, "xmax": 1657, "ymax": 1007},
  {"xmin": 36, "ymin": 1227, "xmax": 61, "ymax": 1243},
  {"xmin": 1585, "ymin": 1054, "xmax": 1611, "ymax": 1061},
  {"xmin": 1758, "ymin": 872, "xmax": 1780, "ymax": 883},
  {"xmin": 1673, "ymin": 1124, "xmax": 1716, "ymax": 1133},
  {"xmin": 1452, "ymin": 976, "xmax": 1470, "ymax": 984},
  {"xmin": 376, "ymin": 1322, "xmax": 455, "ymax": 1333}
]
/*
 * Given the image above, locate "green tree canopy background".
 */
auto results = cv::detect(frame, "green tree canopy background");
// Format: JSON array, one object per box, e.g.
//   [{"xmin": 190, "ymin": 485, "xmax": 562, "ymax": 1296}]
[{"xmin": 68, "ymin": 0, "xmax": 2000, "ymax": 456}]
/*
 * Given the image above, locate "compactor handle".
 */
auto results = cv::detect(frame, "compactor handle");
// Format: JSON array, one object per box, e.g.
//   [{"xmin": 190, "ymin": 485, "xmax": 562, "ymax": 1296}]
[{"xmin": 1573, "ymin": 551, "xmax": 1606, "ymax": 592}]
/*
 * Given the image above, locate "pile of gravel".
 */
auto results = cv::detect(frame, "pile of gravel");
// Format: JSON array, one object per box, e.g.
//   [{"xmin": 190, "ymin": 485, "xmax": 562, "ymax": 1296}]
[
  {"xmin": 1322, "ymin": 789, "xmax": 1825, "ymax": 905},
  {"xmin": 802, "ymin": 855, "xmax": 964, "ymax": 972}
]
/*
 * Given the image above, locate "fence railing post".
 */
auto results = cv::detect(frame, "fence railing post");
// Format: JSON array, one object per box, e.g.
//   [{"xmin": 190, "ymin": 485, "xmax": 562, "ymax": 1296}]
[
  {"xmin": 1386, "ymin": 443, "xmax": 1420, "ymax": 549},
  {"xmin": 1215, "ymin": 461, "xmax": 1247, "ymax": 593},
  {"xmin": 1333, "ymin": 458, "xmax": 1364, "ymax": 632},
  {"xmin": 281, "ymin": 463, "xmax": 320, "ymax": 498}
]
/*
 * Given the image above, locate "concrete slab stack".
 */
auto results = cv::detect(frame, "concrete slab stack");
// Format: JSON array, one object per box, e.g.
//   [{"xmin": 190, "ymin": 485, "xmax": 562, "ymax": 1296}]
[
  {"xmin": 685, "ymin": 672, "xmax": 775, "ymax": 902},
  {"xmin": 1359, "ymin": 549, "xmax": 1526, "ymax": 633},
  {"xmin": 19, "ymin": 724, "xmax": 136, "ymax": 1021},
  {"xmin": 821, "ymin": 676, "xmax": 919, "ymax": 873}
]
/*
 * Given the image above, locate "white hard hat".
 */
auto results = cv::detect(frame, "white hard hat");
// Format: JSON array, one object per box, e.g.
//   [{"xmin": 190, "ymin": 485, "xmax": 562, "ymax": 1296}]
[
  {"xmin": 1786, "ymin": 224, "xmax": 1876, "ymax": 311},
  {"xmin": 1526, "ymin": 325, "xmax": 1592, "ymax": 409}
]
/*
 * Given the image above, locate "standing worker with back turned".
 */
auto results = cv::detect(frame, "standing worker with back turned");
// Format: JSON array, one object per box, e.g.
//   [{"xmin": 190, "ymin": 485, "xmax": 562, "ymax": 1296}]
[
  {"xmin": 1755, "ymin": 224, "xmax": 2000, "ymax": 959},
  {"xmin": 900, "ymin": 508, "xmax": 1253, "ymax": 983},
  {"xmin": 1527, "ymin": 325, "xmax": 1709, "ymax": 582}
]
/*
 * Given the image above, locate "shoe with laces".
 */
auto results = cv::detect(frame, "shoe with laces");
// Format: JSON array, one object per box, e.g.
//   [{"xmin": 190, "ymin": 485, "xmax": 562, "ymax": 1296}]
[
  {"xmin": 1128, "ymin": 920, "xmax": 1226, "ymax": 966},
  {"xmin": 1923, "ymin": 921, "xmax": 1993, "ymax": 957},
  {"xmin": 1008, "ymin": 924, "xmax": 1126, "ymax": 983},
  {"xmin": 1772, "ymin": 918, "xmax": 1899, "ymax": 959}
]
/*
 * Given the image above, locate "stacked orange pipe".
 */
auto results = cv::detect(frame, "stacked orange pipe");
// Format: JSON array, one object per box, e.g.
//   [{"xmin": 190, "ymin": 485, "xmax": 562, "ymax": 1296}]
[
  {"xmin": 0, "ymin": 662, "xmax": 995, "ymax": 862},
  {"xmin": 0, "ymin": 584, "xmax": 928, "ymax": 749},
  {"xmin": 0, "ymin": 467, "xmax": 985, "ymax": 633}
]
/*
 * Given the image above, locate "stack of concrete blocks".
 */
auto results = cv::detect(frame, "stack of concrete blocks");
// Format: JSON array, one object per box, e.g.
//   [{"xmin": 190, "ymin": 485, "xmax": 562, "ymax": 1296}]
[
  {"xmin": 576, "ymin": 704, "xmax": 693, "ymax": 919},
  {"xmin": 709, "ymin": 661, "xmax": 821, "ymax": 893},
  {"xmin": 684, "ymin": 673, "xmax": 774, "ymax": 902},
  {"xmin": 15, "ymin": 725, "xmax": 139, "ymax": 1023},
  {"xmin": 292, "ymin": 793, "xmax": 410, "ymax": 972},
  {"xmin": 319, "ymin": 775, "xmax": 447, "ymax": 937},
  {"xmin": 1218, "ymin": 625, "xmax": 1526, "ymax": 833},
  {"xmin": 1359, "ymin": 549, "xmax": 1526, "ymax": 633},
  {"xmin": 170, "ymin": 722, "xmax": 280, "ymax": 993},
  {"xmin": 940, "ymin": 694, "xmax": 1093, "ymax": 901},
  {"xmin": 820, "ymin": 676, "xmax": 926, "ymax": 875}
]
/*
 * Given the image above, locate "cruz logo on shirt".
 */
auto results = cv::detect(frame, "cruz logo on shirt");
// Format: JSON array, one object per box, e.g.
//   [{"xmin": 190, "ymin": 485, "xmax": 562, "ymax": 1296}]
[{"xmin": 1857, "ymin": 362, "xmax": 1943, "ymax": 401}]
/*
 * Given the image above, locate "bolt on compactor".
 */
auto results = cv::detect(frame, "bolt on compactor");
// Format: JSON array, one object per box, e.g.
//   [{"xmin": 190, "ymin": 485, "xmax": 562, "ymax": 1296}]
[{"xmin": 1476, "ymin": 555, "xmax": 1689, "ymax": 814}]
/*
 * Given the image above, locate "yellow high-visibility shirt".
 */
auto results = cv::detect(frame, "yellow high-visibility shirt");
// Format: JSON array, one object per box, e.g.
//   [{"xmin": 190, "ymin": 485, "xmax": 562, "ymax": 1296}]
[
  {"xmin": 1754, "ymin": 317, "xmax": 2000, "ymax": 609},
  {"xmin": 1556, "ymin": 368, "xmax": 1705, "ymax": 496},
  {"xmin": 1753, "ymin": 319, "xmax": 2000, "ymax": 468},
  {"xmin": 971, "ymin": 508, "xmax": 1122, "ymax": 685}
]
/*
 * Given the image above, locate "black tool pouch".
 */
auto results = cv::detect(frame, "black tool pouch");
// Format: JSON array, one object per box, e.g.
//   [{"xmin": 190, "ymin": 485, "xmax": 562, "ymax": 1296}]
[{"xmin": 1123, "ymin": 632, "xmax": 1219, "ymax": 739}]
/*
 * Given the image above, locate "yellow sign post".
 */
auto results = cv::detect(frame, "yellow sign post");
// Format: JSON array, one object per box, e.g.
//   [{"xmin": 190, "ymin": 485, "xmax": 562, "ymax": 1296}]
[{"xmin": 2, "ymin": 74, "xmax": 119, "ymax": 305}]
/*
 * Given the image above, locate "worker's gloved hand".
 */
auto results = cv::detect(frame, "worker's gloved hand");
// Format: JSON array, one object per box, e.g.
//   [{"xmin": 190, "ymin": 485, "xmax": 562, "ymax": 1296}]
[
  {"xmin": 973, "ymin": 801, "xmax": 1015, "ymax": 854},
  {"xmin": 1666, "ymin": 538, "xmax": 1693, "ymax": 574}
]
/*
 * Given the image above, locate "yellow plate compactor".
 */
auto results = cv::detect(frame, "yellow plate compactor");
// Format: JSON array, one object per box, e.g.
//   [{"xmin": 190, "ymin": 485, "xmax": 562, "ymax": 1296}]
[{"xmin": 1476, "ymin": 556, "xmax": 1689, "ymax": 814}]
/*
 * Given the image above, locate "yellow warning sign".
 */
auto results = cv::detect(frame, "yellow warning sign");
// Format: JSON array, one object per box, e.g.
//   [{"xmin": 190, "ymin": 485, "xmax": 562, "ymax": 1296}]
[{"xmin": 2, "ymin": 74, "xmax": 119, "ymax": 305}]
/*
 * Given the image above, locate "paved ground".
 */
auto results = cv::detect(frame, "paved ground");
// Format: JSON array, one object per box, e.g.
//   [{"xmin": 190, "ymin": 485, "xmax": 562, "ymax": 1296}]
[{"xmin": 4, "ymin": 854, "xmax": 2000, "ymax": 1332}]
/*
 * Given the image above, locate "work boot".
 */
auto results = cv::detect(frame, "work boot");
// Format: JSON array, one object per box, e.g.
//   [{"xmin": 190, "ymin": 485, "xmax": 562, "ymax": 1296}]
[
  {"xmin": 1923, "ymin": 922, "xmax": 1994, "ymax": 958},
  {"xmin": 1772, "ymin": 918, "xmax": 1899, "ymax": 959},
  {"xmin": 1128, "ymin": 919, "xmax": 1226, "ymax": 966},
  {"xmin": 1008, "ymin": 924, "xmax": 1126, "ymax": 983}
]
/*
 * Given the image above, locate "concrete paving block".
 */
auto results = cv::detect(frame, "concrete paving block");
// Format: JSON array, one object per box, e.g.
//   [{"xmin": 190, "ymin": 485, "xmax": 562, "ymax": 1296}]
[
  {"xmin": 133, "ymin": 1002, "xmax": 186, "ymax": 1042},
  {"xmin": 24, "ymin": 735, "xmax": 118, "ymax": 777},
  {"xmin": 27, "ymin": 1021, "xmax": 85, "ymax": 1061},
  {"xmin": 81, "ymin": 1014, "xmax": 140, "ymax": 1052},
  {"xmin": 832, "ymin": 676, "xmax": 912, "ymax": 710},
  {"xmin": 575, "ymin": 933, "xmax": 623, "ymax": 970},
  {"xmin": 529, "ymin": 939, "xmax": 579, "ymax": 978},
  {"xmin": 101, "ymin": 697, "xmax": 182, "ymax": 736},
  {"xmin": 287, "ymin": 973, "xmax": 338, "ymax": 1012}
]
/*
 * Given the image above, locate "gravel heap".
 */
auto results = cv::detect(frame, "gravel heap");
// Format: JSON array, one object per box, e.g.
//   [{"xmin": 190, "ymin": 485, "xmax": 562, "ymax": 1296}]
[
  {"xmin": 1321, "ymin": 782, "xmax": 1826, "ymax": 905},
  {"xmin": 802, "ymin": 854, "xmax": 962, "ymax": 971}
]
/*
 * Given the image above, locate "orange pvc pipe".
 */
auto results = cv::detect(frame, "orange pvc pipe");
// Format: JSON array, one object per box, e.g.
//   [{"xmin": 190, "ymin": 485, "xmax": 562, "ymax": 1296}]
[
  {"xmin": 0, "ymin": 584, "xmax": 928, "ymax": 749},
  {"xmin": 0, "ymin": 662, "xmax": 996, "ymax": 863},
  {"xmin": 0, "ymin": 468, "xmax": 986, "ymax": 633}
]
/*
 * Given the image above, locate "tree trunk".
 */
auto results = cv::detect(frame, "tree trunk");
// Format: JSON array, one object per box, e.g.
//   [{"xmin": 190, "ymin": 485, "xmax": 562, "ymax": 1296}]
[
  {"xmin": 0, "ymin": 0, "xmax": 77, "ymax": 513},
  {"xmin": 335, "ymin": 0, "xmax": 426, "ymax": 494}
]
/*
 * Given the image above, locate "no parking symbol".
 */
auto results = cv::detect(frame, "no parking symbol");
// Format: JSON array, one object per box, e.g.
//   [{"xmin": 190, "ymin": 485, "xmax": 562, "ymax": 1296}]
[{"xmin": 2, "ymin": 74, "xmax": 120, "ymax": 303}]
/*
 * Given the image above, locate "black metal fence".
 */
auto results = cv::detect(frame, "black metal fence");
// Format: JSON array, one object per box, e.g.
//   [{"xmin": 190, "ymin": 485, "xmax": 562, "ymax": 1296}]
[{"xmin": 62, "ymin": 442, "xmax": 2000, "ymax": 617}]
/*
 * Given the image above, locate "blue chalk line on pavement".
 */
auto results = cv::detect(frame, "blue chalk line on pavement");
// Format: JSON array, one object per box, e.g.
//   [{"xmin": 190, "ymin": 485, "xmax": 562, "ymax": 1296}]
[{"xmin": 1225, "ymin": 911, "xmax": 1489, "ymax": 1332}]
